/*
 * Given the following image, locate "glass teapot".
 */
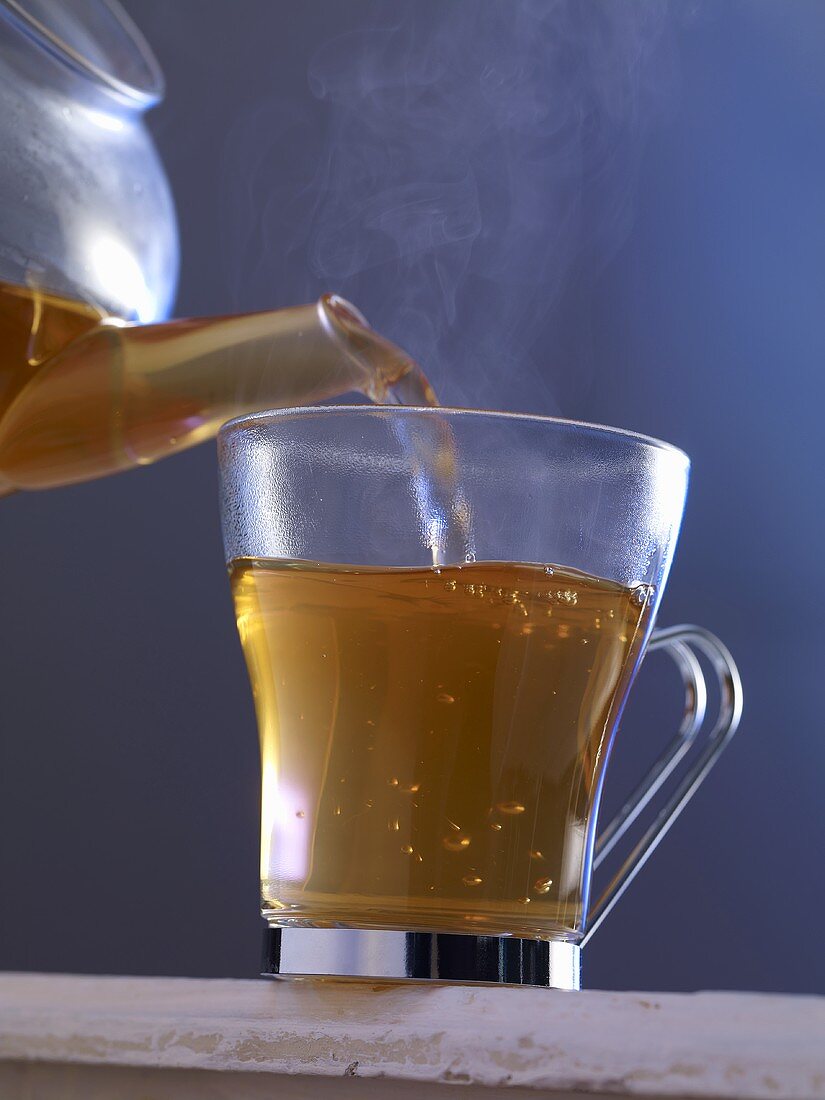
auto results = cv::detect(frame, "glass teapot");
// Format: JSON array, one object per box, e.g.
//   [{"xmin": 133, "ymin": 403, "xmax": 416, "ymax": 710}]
[
  {"xmin": 0, "ymin": 0, "xmax": 433, "ymax": 493},
  {"xmin": 0, "ymin": 0, "xmax": 177, "ymax": 321}
]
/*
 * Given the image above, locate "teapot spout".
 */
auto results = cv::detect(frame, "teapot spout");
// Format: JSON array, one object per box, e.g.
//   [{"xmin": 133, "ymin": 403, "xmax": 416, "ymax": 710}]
[
  {"xmin": 319, "ymin": 295, "xmax": 437, "ymax": 407},
  {"xmin": 0, "ymin": 294, "xmax": 437, "ymax": 490}
]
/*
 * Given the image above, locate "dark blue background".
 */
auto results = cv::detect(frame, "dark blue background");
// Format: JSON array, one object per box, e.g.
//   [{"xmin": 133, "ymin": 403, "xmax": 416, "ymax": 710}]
[{"xmin": 1, "ymin": 1, "xmax": 823, "ymax": 993}]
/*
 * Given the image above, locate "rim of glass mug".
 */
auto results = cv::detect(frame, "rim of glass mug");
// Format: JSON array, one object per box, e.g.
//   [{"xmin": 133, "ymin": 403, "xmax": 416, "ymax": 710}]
[{"xmin": 219, "ymin": 404, "xmax": 690, "ymax": 466}]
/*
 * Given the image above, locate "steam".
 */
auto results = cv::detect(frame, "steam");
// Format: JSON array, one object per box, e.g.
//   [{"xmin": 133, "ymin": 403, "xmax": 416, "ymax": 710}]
[{"xmin": 223, "ymin": 1, "xmax": 678, "ymax": 410}]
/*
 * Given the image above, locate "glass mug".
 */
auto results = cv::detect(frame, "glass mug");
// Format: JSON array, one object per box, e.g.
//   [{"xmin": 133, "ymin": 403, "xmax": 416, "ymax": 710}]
[{"xmin": 219, "ymin": 407, "xmax": 742, "ymax": 989}]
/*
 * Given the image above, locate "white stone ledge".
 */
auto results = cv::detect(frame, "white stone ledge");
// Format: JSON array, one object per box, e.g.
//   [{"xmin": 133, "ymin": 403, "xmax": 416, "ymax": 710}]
[{"xmin": 0, "ymin": 972, "xmax": 823, "ymax": 1099}]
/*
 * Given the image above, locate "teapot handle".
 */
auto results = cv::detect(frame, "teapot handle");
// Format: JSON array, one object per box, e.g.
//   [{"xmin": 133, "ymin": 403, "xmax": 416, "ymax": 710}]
[{"xmin": 581, "ymin": 625, "xmax": 743, "ymax": 946}]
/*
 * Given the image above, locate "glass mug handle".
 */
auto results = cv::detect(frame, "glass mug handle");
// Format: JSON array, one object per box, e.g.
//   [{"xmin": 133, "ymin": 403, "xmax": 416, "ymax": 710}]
[{"xmin": 581, "ymin": 625, "xmax": 744, "ymax": 945}]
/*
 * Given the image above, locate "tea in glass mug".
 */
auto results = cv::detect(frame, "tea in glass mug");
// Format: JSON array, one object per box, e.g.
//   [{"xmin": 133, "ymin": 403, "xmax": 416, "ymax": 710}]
[{"xmin": 219, "ymin": 408, "xmax": 742, "ymax": 988}]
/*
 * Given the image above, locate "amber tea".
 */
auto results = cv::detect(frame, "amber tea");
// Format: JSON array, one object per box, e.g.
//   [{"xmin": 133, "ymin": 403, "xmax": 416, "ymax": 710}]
[
  {"xmin": 232, "ymin": 558, "xmax": 653, "ymax": 940},
  {"xmin": 0, "ymin": 279, "xmax": 436, "ymax": 492}
]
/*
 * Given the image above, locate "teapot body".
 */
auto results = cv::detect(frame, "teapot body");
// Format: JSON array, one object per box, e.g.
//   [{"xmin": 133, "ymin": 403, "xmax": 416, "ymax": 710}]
[
  {"xmin": 0, "ymin": 3, "xmax": 435, "ymax": 496},
  {"xmin": 0, "ymin": 0, "xmax": 178, "ymax": 321}
]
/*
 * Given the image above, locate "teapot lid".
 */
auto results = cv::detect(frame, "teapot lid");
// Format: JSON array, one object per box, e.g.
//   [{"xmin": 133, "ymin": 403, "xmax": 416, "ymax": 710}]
[{"xmin": 0, "ymin": 0, "xmax": 164, "ymax": 106}]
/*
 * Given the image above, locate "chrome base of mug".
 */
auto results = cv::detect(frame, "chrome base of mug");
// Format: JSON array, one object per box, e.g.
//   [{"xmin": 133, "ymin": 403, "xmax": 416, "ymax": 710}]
[{"xmin": 262, "ymin": 926, "xmax": 581, "ymax": 989}]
